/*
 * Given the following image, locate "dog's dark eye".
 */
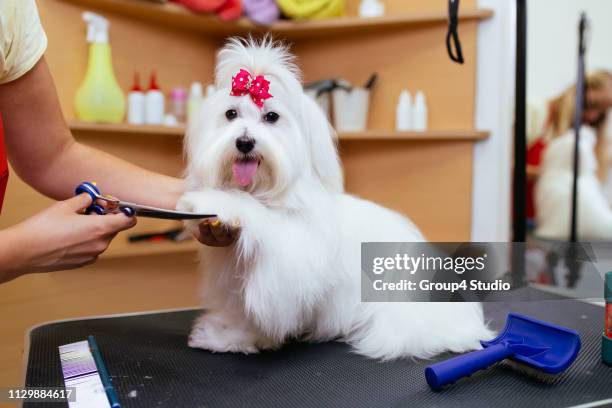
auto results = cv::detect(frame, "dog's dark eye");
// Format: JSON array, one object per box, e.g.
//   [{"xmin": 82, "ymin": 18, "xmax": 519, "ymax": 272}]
[
  {"xmin": 263, "ymin": 112, "xmax": 279, "ymax": 123},
  {"xmin": 225, "ymin": 109, "xmax": 238, "ymax": 121}
]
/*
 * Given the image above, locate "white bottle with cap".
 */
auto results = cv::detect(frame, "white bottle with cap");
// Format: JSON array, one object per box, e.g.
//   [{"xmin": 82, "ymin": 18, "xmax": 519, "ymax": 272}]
[
  {"xmin": 206, "ymin": 84, "xmax": 217, "ymax": 98},
  {"xmin": 145, "ymin": 71, "xmax": 165, "ymax": 125},
  {"xmin": 395, "ymin": 90, "xmax": 412, "ymax": 131},
  {"xmin": 413, "ymin": 91, "xmax": 428, "ymax": 132},
  {"xmin": 127, "ymin": 72, "xmax": 145, "ymax": 125},
  {"xmin": 187, "ymin": 82, "xmax": 204, "ymax": 124},
  {"xmin": 359, "ymin": 0, "xmax": 385, "ymax": 17}
]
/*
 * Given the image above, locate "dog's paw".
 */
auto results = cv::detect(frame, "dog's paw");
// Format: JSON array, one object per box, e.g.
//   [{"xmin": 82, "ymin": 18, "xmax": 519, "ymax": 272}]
[
  {"xmin": 254, "ymin": 336, "xmax": 280, "ymax": 351},
  {"xmin": 178, "ymin": 190, "xmax": 267, "ymax": 245},
  {"xmin": 188, "ymin": 331, "xmax": 259, "ymax": 354},
  {"xmin": 176, "ymin": 194, "xmax": 202, "ymax": 236},
  {"xmin": 176, "ymin": 193, "xmax": 196, "ymax": 213},
  {"xmin": 188, "ymin": 313, "xmax": 261, "ymax": 354},
  {"xmin": 178, "ymin": 190, "xmax": 253, "ymax": 226}
]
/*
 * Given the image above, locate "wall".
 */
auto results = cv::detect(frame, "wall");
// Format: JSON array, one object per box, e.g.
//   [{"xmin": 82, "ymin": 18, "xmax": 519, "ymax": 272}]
[
  {"xmin": 528, "ymin": 0, "xmax": 612, "ymax": 102},
  {"xmin": 471, "ymin": 0, "xmax": 515, "ymax": 242},
  {"xmin": 1, "ymin": 0, "xmax": 486, "ymax": 242}
]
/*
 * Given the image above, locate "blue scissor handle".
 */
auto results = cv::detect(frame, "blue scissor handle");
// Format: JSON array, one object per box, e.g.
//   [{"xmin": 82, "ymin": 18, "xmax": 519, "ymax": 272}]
[
  {"xmin": 75, "ymin": 181, "xmax": 100, "ymax": 200},
  {"xmin": 121, "ymin": 207, "xmax": 135, "ymax": 217},
  {"xmin": 89, "ymin": 204, "xmax": 106, "ymax": 215},
  {"xmin": 75, "ymin": 182, "xmax": 102, "ymax": 215}
]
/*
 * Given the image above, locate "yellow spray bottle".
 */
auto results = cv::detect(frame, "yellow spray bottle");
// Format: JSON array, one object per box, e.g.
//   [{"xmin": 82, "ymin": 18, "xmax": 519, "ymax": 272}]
[{"xmin": 75, "ymin": 12, "xmax": 125, "ymax": 123}]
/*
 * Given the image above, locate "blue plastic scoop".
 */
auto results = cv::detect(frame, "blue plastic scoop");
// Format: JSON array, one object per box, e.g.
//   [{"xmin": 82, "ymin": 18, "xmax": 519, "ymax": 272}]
[{"xmin": 425, "ymin": 313, "xmax": 581, "ymax": 390}]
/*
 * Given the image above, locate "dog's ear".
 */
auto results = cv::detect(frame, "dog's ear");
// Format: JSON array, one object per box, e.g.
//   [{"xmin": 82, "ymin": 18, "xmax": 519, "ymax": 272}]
[{"xmin": 301, "ymin": 95, "xmax": 344, "ymax": 193}]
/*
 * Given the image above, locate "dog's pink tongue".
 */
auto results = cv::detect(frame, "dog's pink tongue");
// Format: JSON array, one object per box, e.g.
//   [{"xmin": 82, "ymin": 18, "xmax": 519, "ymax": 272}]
[{"xmin": 232, "ymin": 160, "xmax": 258, "ymax": 187}]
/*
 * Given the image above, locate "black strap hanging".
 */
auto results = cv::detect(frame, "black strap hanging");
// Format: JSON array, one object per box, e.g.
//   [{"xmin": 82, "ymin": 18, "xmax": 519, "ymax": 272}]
[
  {"xmin": 562, "ymin": 13, "xmax": 590, "ymax": 289},
  {"xmin": 570, "ymin": 14, "xmax": 590, "ymax": 243},
  {"xmin": 511, "ymin": 0, "xmax": 527, "ymax": 289},
  {"xmin": 446, "ymin": 0, "xmax": 464, "ymax": 64},
  {"xmin": 513, "ymin": 0, "xmax": 527, "ymax": 244}
]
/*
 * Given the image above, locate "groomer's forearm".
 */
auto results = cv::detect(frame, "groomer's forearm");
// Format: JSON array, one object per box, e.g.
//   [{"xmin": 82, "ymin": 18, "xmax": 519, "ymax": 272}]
[
  {"xmin": 41, "ymin": 141, "xmax": 184, "ymax": 209},
  {"xmin": 0, "ymin": 227, "xmax": 25, "ymax": 283}
]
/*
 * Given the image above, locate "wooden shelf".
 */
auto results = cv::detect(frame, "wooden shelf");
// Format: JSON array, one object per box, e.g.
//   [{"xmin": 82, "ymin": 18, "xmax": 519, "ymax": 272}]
[
  {"xmin": 339, "ymin": 130, "xmax": 489, "ymax": 141},
  {"xmin": 68, "ymin": 121, "xmax": 489, "ymax": 141},
  {"xmin": 61, "ymin": 0, "xmax": 493, "ymax": 39},
  {"xmin": 69, "ymin": 121, "xmax": 185, "ymax": 136}
]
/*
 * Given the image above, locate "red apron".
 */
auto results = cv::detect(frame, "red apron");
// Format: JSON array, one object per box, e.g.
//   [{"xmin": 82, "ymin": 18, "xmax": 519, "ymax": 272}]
[{"xmin": 0, "ymin": 115, "xmax": 8, "ymax": 214}]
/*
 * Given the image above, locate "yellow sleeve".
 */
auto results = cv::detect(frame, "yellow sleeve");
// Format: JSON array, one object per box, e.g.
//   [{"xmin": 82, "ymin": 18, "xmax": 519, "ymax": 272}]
[{"xmin": 0, "ymin": 0, "xmax": 48, "ymax": 84}]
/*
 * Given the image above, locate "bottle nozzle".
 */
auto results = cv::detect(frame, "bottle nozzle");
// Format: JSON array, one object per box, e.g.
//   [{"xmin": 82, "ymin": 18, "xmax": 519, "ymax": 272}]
[
  {"xmin": 83, "ymin": 11, "xmax": 109, "ymax": 44},
  {"xmin": 415, "ymin": 90, "xmax": 426, "ymax": 103},
  {"xmin": 131, "ymin": 72, "xmax": 142, "ymax": 92},
  {"xmin": 149, "ymin": 71, "xmax": 160, "ymax": 91}
]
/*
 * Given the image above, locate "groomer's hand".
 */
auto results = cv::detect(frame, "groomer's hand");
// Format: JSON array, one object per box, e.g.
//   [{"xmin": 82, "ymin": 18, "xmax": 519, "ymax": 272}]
[
  {"xmin": 195, "ymin": 217, "xmax": 240, "ymax": 247},
  {"xmin": 1, "ymin": 194, "xmax": 136, "ymax": 280}
]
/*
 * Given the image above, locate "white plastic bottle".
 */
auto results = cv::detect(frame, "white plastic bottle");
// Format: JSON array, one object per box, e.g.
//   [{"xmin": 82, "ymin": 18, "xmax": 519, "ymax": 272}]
[
  {"xmin": 395, "ymin": 90, "xmax": 412, "ymax": 131},
  {"xmin": 187, "ymin": 82, "xmax": 204, "ymax": 124},
  {"xmin": 145, "ymin": 71, "xmax": 165, "ymax": 125},
  {"xmin": 127, "ymin": 72, "xmax": 145, "ymax": 125},
  {"xmin": 359, "ymin": 0, "xmax": 385, "ymax": 17},
  {"xmin": 206, "ymin": 84, "xmax": 217, "ymax": 98},
  {"xmin": 413, "ymin": 91, "xmax": 428, "ymax": 132}
]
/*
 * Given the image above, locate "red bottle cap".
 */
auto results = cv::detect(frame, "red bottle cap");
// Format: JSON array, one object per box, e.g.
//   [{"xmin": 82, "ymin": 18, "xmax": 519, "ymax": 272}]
[
  {"xmin": 149, "ymin": 71, "xmax": 160, "ymax": 91},
  {"xmin": 131, "ymin": 72, "xmax": 141, "ymax": 92}
]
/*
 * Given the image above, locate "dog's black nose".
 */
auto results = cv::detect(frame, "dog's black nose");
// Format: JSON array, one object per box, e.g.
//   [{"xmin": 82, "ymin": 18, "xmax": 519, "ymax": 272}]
[{"xmin": 236, "ymin": 136, "xmax": 255, "ymax": 154}]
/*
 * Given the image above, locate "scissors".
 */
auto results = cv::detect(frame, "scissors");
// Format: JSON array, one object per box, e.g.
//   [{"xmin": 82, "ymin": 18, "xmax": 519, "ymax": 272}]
[{"xmin": 75, "ymin": 181, "xmax": 216, "ymax": 220}]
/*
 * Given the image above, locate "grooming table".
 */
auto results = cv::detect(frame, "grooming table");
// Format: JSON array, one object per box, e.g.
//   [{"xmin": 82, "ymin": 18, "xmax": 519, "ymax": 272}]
[{"xmin": 24, "ymin": 295, "xmax": 611, "ymax": 408}]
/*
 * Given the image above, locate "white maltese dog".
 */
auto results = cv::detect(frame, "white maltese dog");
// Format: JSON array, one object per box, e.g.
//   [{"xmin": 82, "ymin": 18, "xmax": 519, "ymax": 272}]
[
  {"xmin": 536, "ymin": 126, "xmax": 612, "ymax": 240},
  {"xmin": 177, "ymin": 37, "xmax": 492, "ymax": 360}
]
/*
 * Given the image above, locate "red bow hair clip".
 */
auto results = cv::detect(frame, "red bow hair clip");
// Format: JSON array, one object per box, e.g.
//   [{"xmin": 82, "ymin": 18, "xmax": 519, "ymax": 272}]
[{"xmin": 230, "ymin": 69, "xmax": 273, "ymax": 109}]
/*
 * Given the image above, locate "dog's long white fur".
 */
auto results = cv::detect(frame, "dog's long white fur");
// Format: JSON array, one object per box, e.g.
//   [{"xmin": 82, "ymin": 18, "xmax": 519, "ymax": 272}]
[{"xmin": 178, "ymin": 37, "xmax": 493, "ymax": 360}]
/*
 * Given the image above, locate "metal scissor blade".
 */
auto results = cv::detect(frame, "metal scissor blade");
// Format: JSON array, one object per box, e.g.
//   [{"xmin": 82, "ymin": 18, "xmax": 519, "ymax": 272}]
[{"xmin": 118, "ymin": 201, "xmax": 216, "ymax": 220}]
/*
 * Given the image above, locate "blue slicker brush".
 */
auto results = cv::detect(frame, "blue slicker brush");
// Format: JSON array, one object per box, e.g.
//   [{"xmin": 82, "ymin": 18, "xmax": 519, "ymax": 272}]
[{"xmin": 425, "ymin": 313, "xmax": 581, "ymax": 390}]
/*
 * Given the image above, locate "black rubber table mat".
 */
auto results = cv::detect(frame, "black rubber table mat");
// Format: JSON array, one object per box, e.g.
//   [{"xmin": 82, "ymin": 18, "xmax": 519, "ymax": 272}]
[{"xmin": 25, "ymin": 298, "xmax": 611, "ymax": 408}]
